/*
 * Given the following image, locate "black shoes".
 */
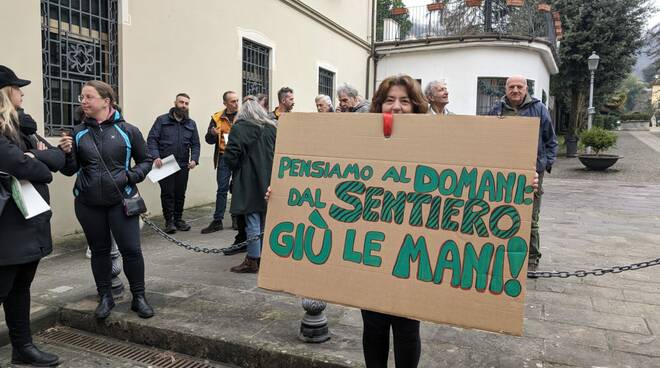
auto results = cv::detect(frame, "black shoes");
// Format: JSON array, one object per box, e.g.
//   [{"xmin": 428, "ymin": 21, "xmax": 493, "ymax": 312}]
[
  {"xmin": 231, "ymin": 216, "xmax": 239, "ymax": 230},
  {"xmin": 174, "ymin": 219, "xmax": 191, "ymax": 231},
  {"xmin": 131, "ymin": 294, "xmax": 155, "ymax": 319},
  {"xmin": 95, "ymin": 292, "xmax": 153, "ymax": 319},
  {"xmin": 12, "ymin": 343, "xmax": 60, "ymax": 367},
  {"xmin": 222, "ymin": 242, "xmax": 247, "ymax": 256},
  {"xmin": 201, "ymin": 220, "xmax": 223, "ymax": 234},
  {"xmin": 95, "ymin": 293, "xmax": 115, "ymax": 319},
  {"xmin": 164, "ymin": 221, "xmax": 177, "ymax": 234}
]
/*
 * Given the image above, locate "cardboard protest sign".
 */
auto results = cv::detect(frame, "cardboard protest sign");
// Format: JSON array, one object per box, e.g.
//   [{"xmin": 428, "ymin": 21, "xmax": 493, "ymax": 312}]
[{"xmin": 258, "ymin": 113, "xmax": 539, "ymax": 335}]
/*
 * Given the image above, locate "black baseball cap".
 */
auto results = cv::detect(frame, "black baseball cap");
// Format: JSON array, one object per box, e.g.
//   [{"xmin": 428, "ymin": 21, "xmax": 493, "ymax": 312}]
[{"xmin": 0, "ymin": 65, "xmax": 31, "ymax": 89}]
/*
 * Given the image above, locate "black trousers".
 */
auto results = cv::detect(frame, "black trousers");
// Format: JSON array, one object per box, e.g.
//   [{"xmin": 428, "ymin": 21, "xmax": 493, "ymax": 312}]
[
  {"xmin": 0, "ymin": 261, "xmax": 39, "ymax": 348},
  {"xmin": 75, "ymin": 198, "xmax": 145, "ymax": 295},
  {"xmin": 361, "ymin": 310, "xmax": 421, "ymax": 368},
  {"xmin": 158, "ymin": 168, "xmax": 190, "ymax": 221},
  {"xmin": 234, "ymin": 214, "xmax": 246, "ymax": 244}
]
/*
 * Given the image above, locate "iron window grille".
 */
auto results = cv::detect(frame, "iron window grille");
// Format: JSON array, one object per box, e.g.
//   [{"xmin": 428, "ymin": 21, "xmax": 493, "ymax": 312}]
[
  {"xmin": 242, "ymin": 39, "xmax": 270, "ymax": 101},
  {"xmin": 41, "ymin": 0, "xmax": 119, "ymax": 136},
  {"xmin": 318, "ymin": 68, "xmax": 335, "ymax": 97}
]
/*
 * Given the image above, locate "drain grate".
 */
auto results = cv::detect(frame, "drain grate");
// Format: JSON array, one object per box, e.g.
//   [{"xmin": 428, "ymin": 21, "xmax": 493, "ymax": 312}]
[{"xmin": 37, "ymin": 327, "xmax": 220, "ymax": 368}]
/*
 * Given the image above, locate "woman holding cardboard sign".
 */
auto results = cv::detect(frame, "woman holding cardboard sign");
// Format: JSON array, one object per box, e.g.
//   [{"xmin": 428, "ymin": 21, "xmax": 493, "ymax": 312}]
[
  {"xmin": 0, "ymin": 65, "xmax": 62, "ymax": 366},
  {"xmin": 263, "ymin": 75, "xmax": 539, "ymax": 367}
]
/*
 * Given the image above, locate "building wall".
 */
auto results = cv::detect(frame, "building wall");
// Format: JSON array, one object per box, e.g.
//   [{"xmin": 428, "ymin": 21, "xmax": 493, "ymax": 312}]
[
  {"xmin": 298, "ymin": 0, "xmax": 372, "ymax": 41},
  {"xmin": 1, "ymin": 0, "xmax": 369, "ymax": 239},
  {"xmin": 376, "ymin": 43, "xmax": 555, "ymax": 115}
]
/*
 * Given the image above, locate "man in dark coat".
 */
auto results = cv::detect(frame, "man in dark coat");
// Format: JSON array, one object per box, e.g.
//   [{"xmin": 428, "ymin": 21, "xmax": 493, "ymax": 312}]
[
  {"xmin": 488, "ymin": 75, "xmax": 558, "ymax": 271},
  {"xmin": 147, "ymin": 93, "xmax": 200, "ymax": 233}
]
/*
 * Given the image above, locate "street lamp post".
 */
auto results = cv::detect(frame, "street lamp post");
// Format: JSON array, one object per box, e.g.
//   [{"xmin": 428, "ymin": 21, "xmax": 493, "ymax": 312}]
[{"xmin": 586, "ymin": 51, "xmax": 600, "ymax": 153}]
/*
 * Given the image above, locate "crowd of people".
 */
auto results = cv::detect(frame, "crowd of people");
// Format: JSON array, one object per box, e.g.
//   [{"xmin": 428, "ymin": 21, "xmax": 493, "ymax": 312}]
[{"xmin": 0, "ymin": 62, "xmax": 553, "ymax": 367}]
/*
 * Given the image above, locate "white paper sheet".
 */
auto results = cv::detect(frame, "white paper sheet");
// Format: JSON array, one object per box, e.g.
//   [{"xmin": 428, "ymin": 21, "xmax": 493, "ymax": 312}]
[
  {"xmin": 13, "ymin": 179, "xmax": 51, "ymax": 219},
  {"xmin": 147, "ymin": 154, "xmax": 181, "ymax": 183}
]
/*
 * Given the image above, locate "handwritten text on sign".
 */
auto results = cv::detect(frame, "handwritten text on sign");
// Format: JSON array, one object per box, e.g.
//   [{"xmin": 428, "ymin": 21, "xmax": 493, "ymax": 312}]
[{"xmin": 269, "ymin": 157, "xmax": 532, "ymax": 298}]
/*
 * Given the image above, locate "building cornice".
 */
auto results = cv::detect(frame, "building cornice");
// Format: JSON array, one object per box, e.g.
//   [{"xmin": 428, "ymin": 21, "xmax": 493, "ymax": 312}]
[
  {"xmin": 376, "ymin": 35, "xmax": 559, "ymax": 75},
  {"xmin": 279, "ymin": 0, "xmax": 371, "ymax": 51}
]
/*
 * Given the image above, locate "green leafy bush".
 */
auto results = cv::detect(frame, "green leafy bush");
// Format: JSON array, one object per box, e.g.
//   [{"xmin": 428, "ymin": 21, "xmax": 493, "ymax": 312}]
[
  {"xmin": 620, "ymin": 112, "xmax": 651, "ymax": 121},
  {"xmin": 593, "ymin": 114, "xmax": 620, "ymax": 130},
  {"xmin": 579, "ymin": 127, "xmax": 617, "ymax": 155}
]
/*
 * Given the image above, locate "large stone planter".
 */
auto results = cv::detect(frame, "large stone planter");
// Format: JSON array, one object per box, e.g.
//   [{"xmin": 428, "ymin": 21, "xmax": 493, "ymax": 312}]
[
  {"xmin": 620, "ymin": 120, "xmax": 650, "ymax": 131},
  {"xmin": 578, "ymin": 154, "xmax": 622, "ymax": 171}
]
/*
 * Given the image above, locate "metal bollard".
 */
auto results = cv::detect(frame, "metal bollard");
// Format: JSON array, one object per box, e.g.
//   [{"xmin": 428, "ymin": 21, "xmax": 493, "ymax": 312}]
[
  {"xmin": 299, "ymin": 298, "xmax": 330, "ymax": 343},
  {"xmin": 110, "ymin": 233, "xmax": 124, "ymax": 299}
]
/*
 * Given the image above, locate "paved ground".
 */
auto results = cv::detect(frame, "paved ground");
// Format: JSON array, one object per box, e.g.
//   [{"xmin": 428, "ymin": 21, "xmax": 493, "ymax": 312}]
[
  {"xmin": 552, "ymin": 130, "xmax": 660, "ymax": 184},
  {"xmin": 3, "ymin": 131, "xmax": 660, "ymax": 367}
]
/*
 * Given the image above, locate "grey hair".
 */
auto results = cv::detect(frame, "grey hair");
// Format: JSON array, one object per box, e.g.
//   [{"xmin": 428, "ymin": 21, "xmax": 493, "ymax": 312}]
[
  {"xmin": 315, "ymin": 94, "xmax": 333, "ymax": 106},
  {"xmin": 236, "ymin": 99, "xmax": 276, "ymax": 127},
  {"xmin": 337, "ymin": 83, "xmax": 359, "ymax": 98},
  {"xmin": 424, "ymin": 80, "xmax": 447, "ymax": 98}
]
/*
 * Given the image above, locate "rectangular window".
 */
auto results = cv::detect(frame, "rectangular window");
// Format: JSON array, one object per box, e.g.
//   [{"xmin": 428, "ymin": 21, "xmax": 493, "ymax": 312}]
[
  {"xmin": 318, "ymin": 68, "xmax": 335, "ymax": 97},
  {"xmin": 41, "ymin": 0, "xmax": 119, "ymax": 136},
  {"xmin": 242, "ymin": 39, "xmax": 270, "ymax": 101},
  {"xmin": 476, "ymin": 77, "xmax": 535, "ymax": 115}
]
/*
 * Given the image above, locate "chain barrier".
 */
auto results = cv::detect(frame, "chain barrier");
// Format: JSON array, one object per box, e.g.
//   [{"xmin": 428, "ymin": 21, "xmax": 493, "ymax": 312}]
[
  {"xmin": 140, "ymin": 216, "xmax": 660, "ymax": 276},
  {"xmin": 528, "ymin": 257, "xmax": 660, "ymax": 278},
  {"xmin": 140, "ymin": 215, "xmax": 262, "ymax": 255}
]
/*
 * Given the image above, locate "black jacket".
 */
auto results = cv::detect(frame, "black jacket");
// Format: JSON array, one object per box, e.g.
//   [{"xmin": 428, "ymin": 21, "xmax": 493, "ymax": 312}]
[
  {"xmin": 147, "ymin": 108, "xmax": 200, "ymax": 169},
  {"xmin": 223, "ymin": 119, "xmax": 276, "ymax": 215},
  {"xmin": 61, "ymin": 111, "xmax": 153, "ymax": 207},
  {"xmin": 0, "ymin": 129, "xmax": 63, "ymax": 266}
]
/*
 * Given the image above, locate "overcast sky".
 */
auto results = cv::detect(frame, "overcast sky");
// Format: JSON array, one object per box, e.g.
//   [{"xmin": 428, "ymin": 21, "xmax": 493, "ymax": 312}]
[{"xmin": 402, "ymin": 0, "xmax": 660, "ymax": 30}]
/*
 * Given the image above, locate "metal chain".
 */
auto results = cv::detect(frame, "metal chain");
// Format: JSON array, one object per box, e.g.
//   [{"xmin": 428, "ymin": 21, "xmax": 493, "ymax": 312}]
[
  {"xmin": 141, "ymin": 215, "xmax": 660, "ymax": 274},
  {"xmin": 140, "ymin": 215, "xmax": 263, "ymax": 255},
  {"xmin": 528, "ymin": 257, "xmax": 660, "ymax": 278}
]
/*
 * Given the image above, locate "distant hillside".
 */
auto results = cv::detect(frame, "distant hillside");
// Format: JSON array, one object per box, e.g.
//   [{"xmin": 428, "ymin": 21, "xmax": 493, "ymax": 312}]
[{"xmin": 634, "ymin": 23, "xmax": 660, "ymax": 80}]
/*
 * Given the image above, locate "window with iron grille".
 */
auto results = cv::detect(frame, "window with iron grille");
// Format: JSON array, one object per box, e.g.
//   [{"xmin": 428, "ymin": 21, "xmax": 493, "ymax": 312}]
[
  {"xmin": 41, "ymin": 0, "xmax": 119, "ymax": 136},
  {"xmin": 318, "ymin": 68, "xmax": 335, "ymax": 97},
  {"xmin": 242, "ymin": 39, "xmax": 270, "ymax": 101},
  {"xmin": 476, "ymin": 77, "xmax": 535, "ymax": 115}
]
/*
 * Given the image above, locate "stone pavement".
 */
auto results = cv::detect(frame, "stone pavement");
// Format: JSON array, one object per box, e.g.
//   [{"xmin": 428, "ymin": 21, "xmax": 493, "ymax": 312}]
[
  {"xmin": 552, "ymin": 131, "xmax": 660, "ymax": 184},
  {"xmin": 3, "ymin": 131, "xmax": 660, "ymax": 367}
]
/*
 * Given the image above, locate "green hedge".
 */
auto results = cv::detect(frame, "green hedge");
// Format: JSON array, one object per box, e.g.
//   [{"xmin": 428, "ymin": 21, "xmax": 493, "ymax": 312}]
[
  {"xmin": 620, "ymin": 112, "xmax": 651, "ymax": 121},
  {"xmin": 594, "ymin": 114, "xmax": 620, "ymax": 130}
]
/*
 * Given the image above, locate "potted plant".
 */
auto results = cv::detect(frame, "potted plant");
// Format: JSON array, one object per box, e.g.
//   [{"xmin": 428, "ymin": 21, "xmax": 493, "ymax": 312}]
[
  {"xmin": 577, "ymin": 127, "xmax": 622, "ymax": 171},
  {"xmin": 619, "ymin": 112, "xmax": 651, "ymax": 131},
  {"xmin": 427, "ymin": 2, "xmax": 445, "ymax": 11},
  {"xmin": 391, "ymin": 7, "xmax": 408, "ymax": 15},
  {"xmin": 465, "ymin": 0, "xmax": 482, "ymax": 7},
  {"xmin": 506, "ymin": 0, "xmax": 524, "ymax": 6}
]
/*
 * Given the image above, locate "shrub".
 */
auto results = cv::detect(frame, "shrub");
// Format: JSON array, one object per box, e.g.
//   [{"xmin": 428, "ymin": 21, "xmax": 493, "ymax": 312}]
[
  {"xmin": 620, "ymin": 112, "xmax": 651, "ymax": 121},
  {"xmin": 579, "ymin": 127, "xmax": 617, "ymax": 155},
  {"xmin": 593, "ymin": 114, "xmax": 620, "ymax": 130}
]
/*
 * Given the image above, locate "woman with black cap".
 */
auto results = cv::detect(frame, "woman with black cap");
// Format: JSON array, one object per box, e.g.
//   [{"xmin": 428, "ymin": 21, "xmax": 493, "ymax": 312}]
[{"xmin": 0, "ymin": 65, "xmax": 62, "ymax": 366}]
